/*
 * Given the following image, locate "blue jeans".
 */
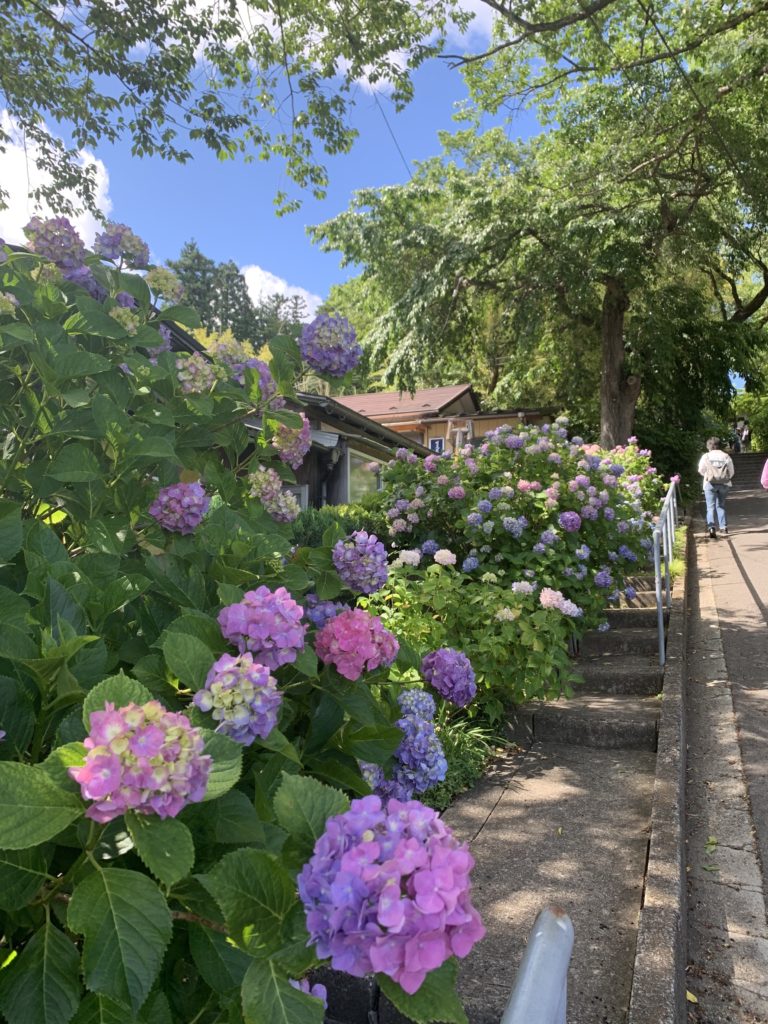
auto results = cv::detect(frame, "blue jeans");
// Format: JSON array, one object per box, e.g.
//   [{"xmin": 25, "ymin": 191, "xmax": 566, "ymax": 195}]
[{"xmin": 704, "ymin": 482, "xmax": 729, "ymax": 530}]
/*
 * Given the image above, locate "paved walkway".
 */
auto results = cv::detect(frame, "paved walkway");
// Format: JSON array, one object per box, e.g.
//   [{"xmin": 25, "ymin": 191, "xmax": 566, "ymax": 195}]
[{"xmin": 686, "ymin": 487, "xmax": 768, "ymax": 1023}]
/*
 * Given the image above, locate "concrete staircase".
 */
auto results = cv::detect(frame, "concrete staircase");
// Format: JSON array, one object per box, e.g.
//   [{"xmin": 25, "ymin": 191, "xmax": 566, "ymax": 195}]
[{"xmin": 730, "ymin": 450, "xmax": 767, "ymax": 490}]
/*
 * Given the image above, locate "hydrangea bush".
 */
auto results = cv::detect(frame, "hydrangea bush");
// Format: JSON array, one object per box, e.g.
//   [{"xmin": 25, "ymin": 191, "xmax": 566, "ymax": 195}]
[{"xmin": 0, "ymin": 226, "xmax": 475, "ymax": 1024}]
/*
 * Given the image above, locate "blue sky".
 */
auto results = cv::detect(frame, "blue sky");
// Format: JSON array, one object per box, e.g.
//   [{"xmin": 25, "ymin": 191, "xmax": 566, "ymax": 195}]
[{"xmin": 0, "ymin": 18, "xmax": 539, "ymax": 313}]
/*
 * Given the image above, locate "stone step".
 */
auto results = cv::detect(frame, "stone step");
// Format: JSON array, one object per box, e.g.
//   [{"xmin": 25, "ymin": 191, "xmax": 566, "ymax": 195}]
[
  {"xmin": 620, "ymin": 590, "xmax": 659, "ymax": 609},
  {"xmin": 573, "ymin": 654, "xmax": 663, "ymax": 696},
  {"xmin": 509, "ymin": 695, "xmax": 660, "ymax": 751},
  {"xmin": 624, "ymin": 574, "xmax": 656, "ymax": 592},
  {"xmin": 606, "ymin": 605, "xmax": 668, "ymax": 629},
  {"xmin": 578, "ymin": 626, "xmax": 660, "ymax": 658}
]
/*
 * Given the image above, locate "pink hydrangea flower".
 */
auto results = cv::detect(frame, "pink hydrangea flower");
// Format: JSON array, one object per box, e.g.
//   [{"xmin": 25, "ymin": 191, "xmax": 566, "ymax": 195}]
[
  {"xmin": 315, "ymin": 608, "xmax": 398, "ymax": 681},
  {"xmin": 218, "ymin": 586, "xmax": 307, "ymax": 670},
  {"xmin": 149, "ymin": 481, "xmax": 210, "ymax": 534},
  {"xmin": 69, "ymin": 701, "xmax": 211, "ymax": 823},
  {"xmin": 298, "ymin": 796, "xmax": 485, "ymax": 994},
  {"xmin": 273, "ymin": 412, "xmax": 312, "ymax": 469},
  {"xmin": 248, "ymin": 465, "xmax": 301, "ymax": 522}
]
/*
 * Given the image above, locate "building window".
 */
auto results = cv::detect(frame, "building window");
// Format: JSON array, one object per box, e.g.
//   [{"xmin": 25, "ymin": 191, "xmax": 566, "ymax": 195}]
[
  {"xmin": 348, "ymin": 452, "xmax": 384, "ymax": 504},
  {"xmin": 286, "ymin": 484, "xmax": 309, "ymax": 510},
  {"xmin": 429, "ymin": 438, "xmax": 445, "ymax": 453}
]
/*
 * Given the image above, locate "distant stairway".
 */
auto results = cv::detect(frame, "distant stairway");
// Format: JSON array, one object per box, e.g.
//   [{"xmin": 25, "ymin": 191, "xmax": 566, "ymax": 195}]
[{"xmin": 730, "ymin": 450, "xmax": 767, "ymax": 490}]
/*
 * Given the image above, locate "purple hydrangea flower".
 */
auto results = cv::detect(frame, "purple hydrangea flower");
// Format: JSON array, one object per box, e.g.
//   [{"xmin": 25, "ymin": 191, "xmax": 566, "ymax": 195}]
[
  {"xmin": 218, "ymin": 586, "xmax": 307, "ymax": 670},
  {"xmin": 147, "ymin": 323, "xmax": 173, "ymax": 364},
  {"xmin": 618, "ymin": 544, "xmax": 638, "ymax": 562},
  {"xmin": 511, "ymin": 580, "xmax": 536, "ymax": 595},
  {"xmin": 289, "ymin": 979, "xmax": 328, "ymax": 1008},
  {"xmin": 24, "ymin": 216, "xmax": 85, "ymax": 271},
  {"xmin": 273, "ymin": 412, "xmax": 312, "ymax": 470},
  {"xmin": 332, "ymin": 531, "xmax": 388, "ymax": 595},
  {"xmin": 595, "ymin": 569, "xmax": 613, "ymax": 589},
  {"xmin": 362, "ymin": 692, "xmax": 446, "ymax": 800},
  {"xmin": 299, "ymin": 314, "xmax": 362, "ymax": 376},
  {"xmin": 462, "ymin": 556, "xmax": 479, "ymax": 572},
  {"xmin": 69, "ymin": 701, "xmax": 211, "ymax": 823},
  {"xmin": 149, "ymin": 481, "xmax": 210, "ymax": 534},
  {"xmin": 176, "ymin": 353, "xmax": 221, "ymax": 393},
  {"xmin": 575, "ymin": 543, "xmax": 591, "ymax": 560},
  {"xmin": 466, "ymin": 513, "xmax": 483, "ymax": 528},
  {"xmin": 298, "ymin": 795, "xmax": 485, "ymax": 994},
  {"xmin": 420, "ymin": 540, "xmax": 440, "ymax": 556},
  {"xmin": 115, "ymin": 291, "xmax": 136, "ymax": 308},
  {"xmin": 624, "ymin": 586, "xmax": 637, "ymax": 600},
  {"xmin": 248, "ymin": 465, "xmax": 301, "ymax": 523},
  {"xmin": 304, "ymin": 594, "xmax": 351, "ymax": 629},
  {"xmin": 421, "ymin": 648, "xmax": 476, "ymax": 707},
  {"xmin": 502, "ymin": 515, "xmax": 528, "ymax": 538},
  {"xmin": 398, "ymin": 689, "xmax": 436, "ymax": 719},
  {"xmin": 315, "ymin": 608, "xmax": 398, "ymax": 681},
  {"xmin": 448, "ymin": 486, "xmax": 466, "ymax": 500},
  {"xmin": 193, "ymin": 653, "xmax": 281, "ymax": 745},
  {"xmin": 559, "ymin": 511, "xmax": 582, "ymax": 533},
  {"xmin": 93, "ymin": 222, "xmax": 150, "ymax": 268}
]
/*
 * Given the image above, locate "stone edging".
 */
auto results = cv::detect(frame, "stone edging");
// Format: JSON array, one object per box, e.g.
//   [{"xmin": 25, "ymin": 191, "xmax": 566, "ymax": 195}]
[{"xmin": 626, "ymin": 521, "xmax": 690, "ymax": 1024}]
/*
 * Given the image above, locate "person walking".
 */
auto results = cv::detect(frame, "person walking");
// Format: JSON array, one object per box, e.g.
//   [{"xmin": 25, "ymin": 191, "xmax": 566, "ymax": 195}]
[{"xmin": 697, "ymin": 437, "xmax": 735, "ymax": 538}]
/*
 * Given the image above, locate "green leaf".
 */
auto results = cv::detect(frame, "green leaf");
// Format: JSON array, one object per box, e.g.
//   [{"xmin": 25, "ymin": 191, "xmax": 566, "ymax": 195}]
[
  {"xmin": 47, "ymin": 444, "xmax": 102, "ymax": 483},
  {"xmin": 162, "ymin": 633, "xmax": 214, "ymax": 691},
  {"xmin": 200, "ymin": 731, "xmax": 243, "ymax": 801},
  {"xmin": 0, "ymin": 847, "xmax": 51, "ymax": 910},
  {"xmin": 292, "ymin": 646, "xmax": 318, "ymax": 677},
  {"xmin": 0, "ymin": 922, "xmax": 81, "ymax": 1024},
  {"xmin": 68, "ymin": 868, "xmax": 172, "ymax": 1014},
  {"xmin": 254, "ymin": 728, "xmax": 302, "ymax": 765},
  {"xmin": 0, "ymin": 624, "xmax": 39, "ymax": 662},
  {"xmin": 304, "ymin": 694, "xmax": 344, "ymax": 755},
  {"xmin": 128, "ymin": 436, "xmax": 177, "ymax": 460},
  {"xmin": 205, "ymin": 849, "xmax": 296, "ymax": 954},
  {"xmin": 313, "ymin": 570, "xmax": 342, "ymax": 600},
  {"xmin": 41, "ymin": 742, "xmax": 87, "ymax": 792},
  {"xmin": 47, "ymin": 576, "xmax": 86, "ymax": 637},
  {"xmin": 188, "ymin": 926, "xmax": 249, "ymax": 994},
  {"xmin": 0, "ymin": 763, "xmax": 82, "ymax": 849},
  {"xmin": 377, "ymin": 959, "xmax": 468, "ymax": 1024},
  {"xmin": 241, "ymin": 959, "xmax": 325, "ymax": 1024},
  {"xmin": 329, "ymin": 675, "xmax": 390, "ymax": 728},
  {"xmin": 0, "ymin": 676, "xmax": 36, "ymax": 758},
  {"xmin": 161, "ymin": 611, "xmax": 223, "ymax": 653},
  {"xmin": 82, "ymin": 673, "xmax": 153, "ymax": 729},
  {"xmin": 52, "ymin": 348, "xmax": 112, "ymax": 380},
  {"xmin": 273, "ymin": 774, "xmax": 348, "ymax": 860},
  {"xmin": 0, "ymin": 500, "xmax": 23, "ymax": 561},
  {"xmin": 70, "ymin": 993, "xmax": 128, "ymax": 1024},
  {"xmin": 158, "ymin": 305, "xmax": 201, "ymax": 328},
  {"xmin": 74, "ymin": 296, "xmax": 127, "ymax": 339},
  {"xmin": 125, "ymin": 813, "xmax": 195, "ymax": 889},
  {"xmin": 208, "ymin": 790, "xmax": 265, "ymax": 845},
  {"xmin": 339, "ymin": 724, "xmax": 403, "ymax": 763}
]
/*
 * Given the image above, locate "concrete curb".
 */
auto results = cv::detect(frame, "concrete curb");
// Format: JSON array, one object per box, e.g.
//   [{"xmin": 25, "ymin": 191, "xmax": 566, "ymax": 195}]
[{"xmin": 626, "ymin": 521, "xmax": 690, "ymax": 1024}]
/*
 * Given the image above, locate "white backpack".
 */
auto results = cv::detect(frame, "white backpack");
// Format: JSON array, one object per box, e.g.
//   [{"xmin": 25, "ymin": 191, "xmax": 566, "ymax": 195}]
[{"xmin": 705, "ymin": 453, "xmax": 732, "ymax": 485}]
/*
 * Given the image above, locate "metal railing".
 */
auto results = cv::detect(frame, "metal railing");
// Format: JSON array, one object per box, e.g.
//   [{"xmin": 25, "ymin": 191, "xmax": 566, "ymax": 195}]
[
  {"xmin": 652, "ymin": 480, "xmax": 679, "ymax": 667},
  {"xmin": 500, "ymin": 906, "xmax": 575, "ymax": 1024}
]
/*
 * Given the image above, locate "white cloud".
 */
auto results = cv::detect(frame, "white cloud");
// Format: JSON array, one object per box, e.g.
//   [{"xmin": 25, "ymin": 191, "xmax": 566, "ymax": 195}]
[
  {"xmin": 241, "ymin": 263, "xmax": 322, "ymax": 318},
  {"xmin": 451, "ymin": 0, "xmax": 496, "ymax": 42},
  {"xmin": 0, "ymin": 111, "xmax": 112, "ymax": 247}
]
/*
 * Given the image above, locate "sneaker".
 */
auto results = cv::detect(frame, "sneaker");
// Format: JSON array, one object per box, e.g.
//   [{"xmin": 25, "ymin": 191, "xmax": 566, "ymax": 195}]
[
  {"xmin": 722, "ymin": 527, "xmax": 728, "ymax": 535},
  {"xmin": 708, "ymin": 527, "xmax": 716, "ymax": 538}
]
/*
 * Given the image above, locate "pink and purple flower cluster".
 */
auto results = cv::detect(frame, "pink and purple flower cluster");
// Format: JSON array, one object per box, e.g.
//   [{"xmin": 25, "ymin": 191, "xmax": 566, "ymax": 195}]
[
  {"xmin": 149, "ymin": 481, "xmax": 210, "ymax": 535},
  {"xmin": 248, "ymin": 465, "xmax": 301, "ymax": 523},
  {"xmin": 299, "ymin": 314, "xmax": 362, "ymax": 377},
  {"xmin": 176, "ymin": 352, "xmax": 222, "ymax": 393},
  {"xmin": 69, "ymin": 701, "xmax": 211, "ymax": 823},
  {"xmin": 298, "ymin": 795, "xmax": 485, "ymax": 994},
  {"xmin": 273, "ymin": 412, "xmax": 312, "ymax": 469},
  {"xmin": 362, "ymin": 690, "xmax": 447, "ymax": 800},
  {"xmin": 315, "ymin": 608, "xmax": 398, "ymax": 681},
  {"xmin": 93, "ymin": 222, "xmax": 150, "ymax": 268},
  {"xmin": 539, "ymin": 587, "xmax": 583, "ymax": 617},
  {"xmin": 218, "ymin": 586, "xmax": 307, "ymax": 670},
  {"xmin": 421, "ymin": 648, "xmax": 476, "ymax": 707},
  {"xmin": 193, "ymin": 653, "xmax": 281, "ymax": 746},
  {"xmin": 332, "ymin": 531, "xmax": 389, "ymax": 595}
]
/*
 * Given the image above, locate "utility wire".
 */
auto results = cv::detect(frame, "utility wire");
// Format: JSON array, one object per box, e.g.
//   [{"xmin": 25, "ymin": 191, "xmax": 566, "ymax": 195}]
[{"xmin": 372, "ymin": 90, "xmax": 413, "ymax": 180}]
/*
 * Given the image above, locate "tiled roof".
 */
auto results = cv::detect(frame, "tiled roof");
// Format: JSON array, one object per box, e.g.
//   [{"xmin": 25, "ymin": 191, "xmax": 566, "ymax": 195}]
[{"xmin": 335, "ymin": 384, "xmax": 474, "ymax": 418}]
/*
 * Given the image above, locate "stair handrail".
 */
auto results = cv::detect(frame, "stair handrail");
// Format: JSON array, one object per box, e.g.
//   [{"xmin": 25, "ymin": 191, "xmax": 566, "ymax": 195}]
[
  {"xmin": 652, "ymin": 479, "xmax": 679, "ymax": 667},
  {"xmin": 500, "ymin": 905, "xmax": 574, "ymax": 1024}
]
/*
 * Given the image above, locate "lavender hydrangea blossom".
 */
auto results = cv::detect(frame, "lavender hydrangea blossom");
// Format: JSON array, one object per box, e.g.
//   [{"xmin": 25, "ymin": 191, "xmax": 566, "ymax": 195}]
[
  {"xmin": 218, "ymin": 586, "xmax": 307, "ymax": 670},
  {"xmin": 69, "ymin": 701, "xmax": 211, "ymax": 822},
  {"xmin": 149, "ymin": 482, "xmax": 210, "ymax": 534},
  {"xmin": 304, "ymin": 593, "xmax": 351, "ymax": 629},
  {"xmin": 332, "ymin": 531, "xmax": 388, "ymax": 595},
  {"xmin": 362, "ymin": 690, "xmax": 447, "ymax": 800},
  {"xmin": 558, "ymin": 511, "xmax": 582, "ymax": 533},
  {"xmin": 299, "ymin": 314, "xmax": 362, "ymax": 376},
  {"xmin": 421, "ymin": 648, "xmax": 477, "ymax": 707},
  {"xmin": 176, "ymin": 353, "xmax": 222, "ymax": 393},
  {"xmin": 93, "ymin": 222, "xmax": 150, "ymax": 268},
  {"xmin": 273, "ymin": 412, "xmax": 312, "ymax": 469},
  {"xmin": 193, "ymin": 653, "xmax": 281, "ymax": 745},
  {"xmin": 248, "ymin": 465, "xmax": 301, "ymax": 523},
  {"xmin": 289, "ymin": 979, "xmax": 328, "ymax": 1007},
  {"xmin": 298, "ymin": 795, "xmax": 485, "ymax": 994},
  {"xmin": 24, "ymin": 216, "xmax": 86, "ymax": 272}
]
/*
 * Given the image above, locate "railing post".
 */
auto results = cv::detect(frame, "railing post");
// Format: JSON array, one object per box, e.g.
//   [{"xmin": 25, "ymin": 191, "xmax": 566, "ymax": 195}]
[
  {"xmin": 500, "ymin": 906, "xmax": 574, "ymax": 1024},
  {"xmin": 653, "ymin": 525, "xmax": 665, "ymax": 667}
]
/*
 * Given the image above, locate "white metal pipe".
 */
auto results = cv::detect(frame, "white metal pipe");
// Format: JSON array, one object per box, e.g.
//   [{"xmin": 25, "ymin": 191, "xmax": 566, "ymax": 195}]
[{"xmin": 500, "ymin": 906, "xmax": 575, "ymax": 1024}]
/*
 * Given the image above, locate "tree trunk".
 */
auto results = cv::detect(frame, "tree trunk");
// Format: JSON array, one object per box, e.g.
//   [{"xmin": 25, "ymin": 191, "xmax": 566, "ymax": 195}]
[{"xmin": 599, "ymin": 278, "xmax": 640, "ymax": 447}]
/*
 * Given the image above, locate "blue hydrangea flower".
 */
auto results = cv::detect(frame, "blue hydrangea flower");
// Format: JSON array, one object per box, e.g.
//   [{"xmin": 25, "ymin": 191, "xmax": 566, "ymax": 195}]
[{"xmin": 462, "ymin": 556, "xmax": 480, "ymax": 572}]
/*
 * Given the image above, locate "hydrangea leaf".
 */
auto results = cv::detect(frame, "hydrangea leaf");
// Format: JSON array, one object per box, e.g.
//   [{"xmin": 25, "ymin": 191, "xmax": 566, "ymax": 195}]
[
  {"xmin": 46, "ymin": 444, "xmax": 102, "ymax": 483},
  {"xmin": 162, "ymin": 633, "xmax": 214, "ymax": 692},
  {"xmin": 155, "ymin": 305, "xmax": 201, "ymax": 329},
  {"xmin": 82, "ymin": 673, "xmax": 153, "ymax": 729},
  {"xmin": 41, "ymin": 742, "xmax": 87, "ymax": 793},
  {"xmin": 338, "ymin": 724, "xmax": 403, "ymax": 763},
  {"xmin": 125, "ymin": 813, "xmax": 195, "ymax": 889},
  {"xmin": 0, "ymin": 922, "xmax": 81, "ymax": 1024},
  {"xmin": 0, "ymin": 847, "xmax": 51, "ymax": 911},
  {"xmin": 204, "ymin": 849, "xmax": 296, "ymax": 954},
  {"xmin": 0, "ymin": 763, "xmax": 82, "ymax": 849},
  {"xmin": 70, "ymin": 993, "xmax": 129, "ymax": 1024},
  {"xmin": 240, "ymin": 959, "xmax": 324, "ymax": 1024},
  {"xmin": 0, "ymin": 676, "xmax": 36, "ymax": 758},
  {"xmin": 273, "ymin": 774, "xmax": 349, "ymax": 857},
  {"xmin": 255, "ymin": 728, "xmax": 302, "ymax": 765},
  {"xmin": 312, "ymin": 570, "xmax": 343, "ymax": 601},
  {"xmin": 377, "ymin": 959, "xmax": 469, "ymax": 1024},
  {"xmin": 207, "ymin": 789, "xmax": 266, "ymax": 845},
  {"xmin": 67, "ymin": 868, "xmax": 172, "ymax": 1014},
  {"xmin": 188, "ymin": 926, "xmax": 250, "ymax": 994},
  {"xmin": 50, "ymin": 348, "xmax": 113, "ymax": 381},
  {"xmin": 0, "ymin": 499, "xmax": 23, "ymax": 561},
  {"xmin": 200, "ymin": 731, "xmax": 243, "ymax": 802}
]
